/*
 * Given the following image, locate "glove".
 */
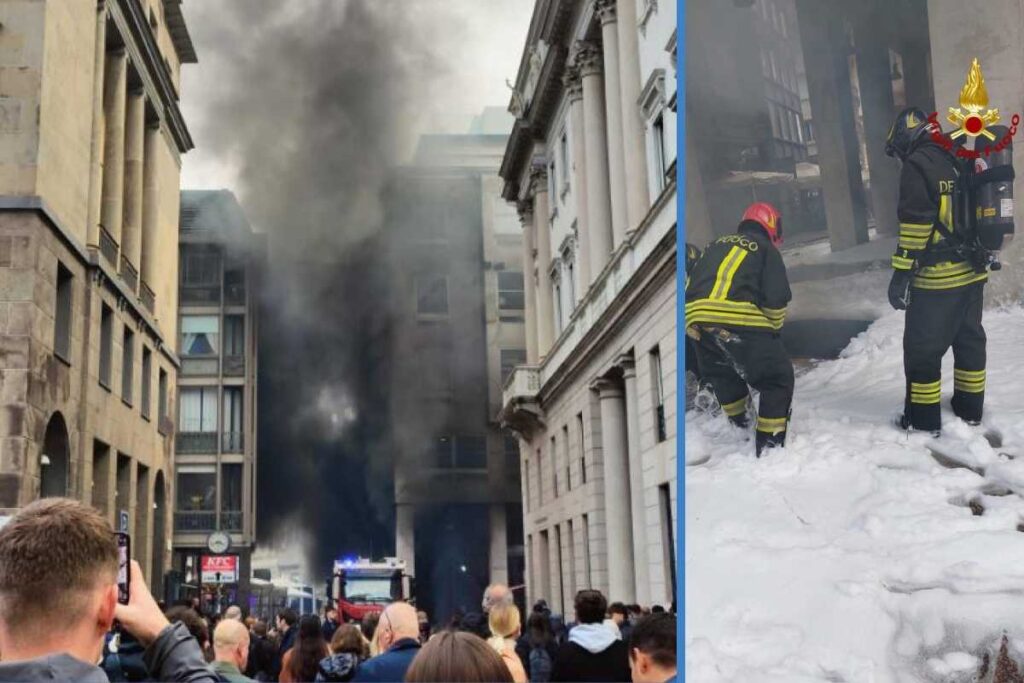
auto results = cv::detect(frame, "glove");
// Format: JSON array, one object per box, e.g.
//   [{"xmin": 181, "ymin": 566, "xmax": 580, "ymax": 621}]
[{"xmin": 888, "ymin": 270, "xmax": 912, "ymax": 310}]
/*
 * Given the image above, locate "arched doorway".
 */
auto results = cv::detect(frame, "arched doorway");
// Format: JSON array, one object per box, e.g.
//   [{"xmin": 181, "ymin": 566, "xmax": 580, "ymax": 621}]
[
  {"xmin": 40, "ymin": 413, "xmax": 70, "ymax": 498},
  {"xmin": 151, "ymin": 471, "xmax": 167, "ymax": 599}
]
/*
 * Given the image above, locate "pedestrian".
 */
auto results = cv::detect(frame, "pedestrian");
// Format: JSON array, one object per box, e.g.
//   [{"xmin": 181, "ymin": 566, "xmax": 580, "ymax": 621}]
[
  {"xmin": 685, "ymin": 201, "xmax": 794, "ymax": 456},
  {"xmin": 225, "ymin": 605, "xmax": 244, "ymax": 622},
  {"xmin": 608, "ymin": 603, "xmax": 632, "ymax": 642},
  {"xmin": 0, "ymin": 498, "xmax": 217, "ymax": 682},
  {"xmin": 281, "ymin": 615, "xmax": 329, "ymax": 683},
  {"xmin": 245, "ymin": 620, "xmax": 277, "ymax": 682},
  {"xmin": 885, "ymin": 106, "xmax": 990, "ymax": 434},
  {"xmin": 351, "ymin": 603, "xmax": 422, "ymax": 682},
  {"xmin": 166, "ymin": 605, "xmax": 213, "ymax": 662},
  {"xmin": 417, "ymin": 611, "xmax": 431, "ymax": 644},
  {"xmin": 627, "ymin": 614, "xmax": 676, "ymax": 683},
  {"xmin": 212, "ymin": 618, "xmax": 253, "ymax": 682},
  {"xmin": 360, "ymin": 612, "xmax": 380, "ymax": 656},
  {"xmin": 487, "ymin": 603, "xmax": 528, "ymax": 683},
  {"xmin": 273, "ymin": 607, "xmax": 299, "ymax": 679},
  {"xmin": 404, "ymin": 631, "xmax": 513, "ymax": 683},
  {"xmin": 482, "ymin": 583, "xmax": 515, "ymax": 615},
  {"xmin": 551, "ymin": 590, "xmax": 631, "ymax": 683},
  {"xmin": 322, "ymin": 607, "xmax": 340, "ymax": 642},
  {"xmin": 518, "ymin": 611, "xmax": 557, "ymax": 682},
  {"xmin": 315, "ymin": 624, "xmax": 367, "ymax": 682}
]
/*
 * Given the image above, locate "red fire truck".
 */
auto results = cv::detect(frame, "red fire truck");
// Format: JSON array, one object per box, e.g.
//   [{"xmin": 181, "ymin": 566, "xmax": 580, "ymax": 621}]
[{"xmin": 329, "ymin": 557, "xmax": 413, "ymax": 622}]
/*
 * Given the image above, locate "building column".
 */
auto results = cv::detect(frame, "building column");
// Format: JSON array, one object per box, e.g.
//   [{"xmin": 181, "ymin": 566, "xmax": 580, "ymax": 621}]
[
  {"xmin": 100, "ymin": 49, "xmax": 128, "ymax": 247},
  {"xmin": 518, "ymin": 203, "xmax": 539, "ymax": 364},
  {"xmin": 576, "ymin": 42, "xmax": 615, "ymax": 282},
  {"xmin": 531, "ymin": 168, "xmax": 555, "ymax": 358},
  {"xmin": 897, "ymin": 2, "xmax": 935, "ymax": 113},
  {"xmin": 395, "ymin": 503, "xmax": 416, "ymax": 578},
  {"xmin": 122, "ymin": 89, "xmax": 146, "ymax": 280},
  {"xmin": 564, "ymin": 67, "xmax": 592, "ymax": 289},
  {"xmin": 853, "ymin": 9, "xmax": 900, "ymax": 237},
  {"xmin": 87, "ymin": 1, "xmax": 108, "ymax": 246},
  {"xmin": 615, "ymin": 0, "xmax": 651, "ymax": 231},
  {"xmin": 592, "ymin": 377, "xmax": 636, "ymax": 603},
  {"xmin": 619, "ymin": 355, "xmax": 648, "ymax": 606},
  {"xmin": 595, "ymin": 1, "xmax": 629, "ymax": 249},
  {"xmin": 489, "ymin": 504, "xmax": 509, "ymax": 585},
  {"xmin": 795, "ymin": 0, "xmax": 869, "ymax": 251},
  {"xmin": 141, "ymin": 124, "xmax": 160, "ymax": 289}
]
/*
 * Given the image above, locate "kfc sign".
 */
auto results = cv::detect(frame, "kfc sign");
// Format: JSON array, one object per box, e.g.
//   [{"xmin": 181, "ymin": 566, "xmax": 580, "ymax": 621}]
[{"xmin": 201, "ymin": 555, "xmax": 239, "ymax": 584}]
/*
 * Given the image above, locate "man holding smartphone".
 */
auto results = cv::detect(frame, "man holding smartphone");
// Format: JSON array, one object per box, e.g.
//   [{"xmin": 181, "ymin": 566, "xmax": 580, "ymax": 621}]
[{"xmin": 0, "ymin": 498, "xmax": 219, "ymax": 682}]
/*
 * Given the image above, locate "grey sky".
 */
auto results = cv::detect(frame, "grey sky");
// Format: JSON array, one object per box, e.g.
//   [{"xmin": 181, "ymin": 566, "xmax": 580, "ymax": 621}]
[{"xmin": 179, "ymin": 0, "xmax": 534, "ymax": 190}]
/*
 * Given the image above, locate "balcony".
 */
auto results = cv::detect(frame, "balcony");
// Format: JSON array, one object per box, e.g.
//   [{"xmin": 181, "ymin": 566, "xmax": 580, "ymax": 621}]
[
  {"xmin": 176, "ymin": 432, "xmax": 217, "ymax": 454},
  {"xmin": 222, "ymin": 431, "xmax": 244, "ymax": 453},
  {"xmin": 221, "ymin": 511, "xmax": 243, "ymax": 532},
  {"xmin": 120, "ymin": 254, "xmax": 138, "ymax": 293},
  {"xmin": 181, "ymin": 357, "xmax": 219, "ymax": 376},
  {"xmin": 140, "ymin": 281, "xmax": 156, "ymax": 314},
  {"xmin": 180, "ymin": 285, "xmax": 221, "ymax": 305},
  {"xmin": 99, "ymin": 226, "xmax": 119, "ymax": 267},
  {"xmin": 174, "ymin": 510, "xmax": 216, "ymax": 532},
  {"xmin": 223, "ymin": 355, "xmax": 245, "ymax": 377},
  {"xmin": 499, "ymin": 366, "xmax": 544, "ymax": 437}
]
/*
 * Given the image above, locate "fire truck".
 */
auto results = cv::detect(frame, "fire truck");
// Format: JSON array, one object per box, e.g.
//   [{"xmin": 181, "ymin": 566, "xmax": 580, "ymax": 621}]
[{"xmin": 329, "ymin": 557, "xmax": 413, "ymax": 622}]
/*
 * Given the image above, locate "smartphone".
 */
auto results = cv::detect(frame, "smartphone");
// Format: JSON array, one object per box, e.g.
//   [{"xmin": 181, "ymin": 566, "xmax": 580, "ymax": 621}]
[{"xmin": 116, "ymin": 532, "xmax": 131, "ymax": 605}]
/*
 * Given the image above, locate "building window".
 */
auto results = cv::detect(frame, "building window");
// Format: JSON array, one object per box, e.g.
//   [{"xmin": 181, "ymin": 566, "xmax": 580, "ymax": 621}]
[
  {"xmin": 660, "ymin": 483, "xmax": 676, "ymax": 603},
  {"xmin": 434, "ymin": 435, "xmax": 487, "ymax": 469},
  {"xmin": 550, "ymin": 435, "xmax": 559, "ymax": 498},
  {"xmin": 554, "ymin": 524, "xmax": 565, "ymax": 614},
  {"xmin": 416, "ymin": 274, "xmax": 448, "ymax": 315},
  {"xmin": 577, "ymin": 413, "xmax": 586, "ymax": 484},
  {"xmin": 181, "ymin": 316, "xmax": 219, "ymax": 357},
  {"xmin": 582, "ymin": 513, "xmax": 592, "ymax": 588},
  {"xmin": 553, "ymin": 277, "xmax": 564, "ymax": 335},
  {"xmin": 566, "ymin": 519, "xmax": 576, "ymax": 600},
  {"xmin": 179, "ymin": 387, "xmax": 218, "ymax": 433},
  {"xmin": 536, "ymin": 448, "xmax": 543, "ymax": 506},
  {"xmin": 221, "ymin": 463, "xmax": 243, "ymax": 531},
  {"xmin": 180, "ymin": 247, "xmax": 221, "ymax": 305},
  {"xmin": 175, "ymin": 466, "xmax": 216, "ymax": 531},
  {"xmin": 653, "ymin": 114, "xmax": 667, "ymax": 193},
  {"xmin": 500, "ymin": 349, "xmax": 527, "ymax": 382},
  {"xmin": 223, "ymin": 387, "xmax": 243, "ymax": 452},
  {"xmin": 562, "ymin": 425, "xmax": 571, "ymax": 492},
  {"xmin": 99, "ymin": 305, "xmax": 113, "ymax": 389},
  {"xmin": 224, "ymin": 315, "xmax": 245, "ymax": 356},
  {"xmin": 54, "ymin": 263, "xmax": 73, "ymax": 362},
  {"xmin": 566, "ymin": 256, "xmax": 576, "ymax": 311},
  {"xmin": 224, "ymin": 267, "xmax": 246, "ymax": 306},
  {"xmin": 524, "ymin": 458, "xmax": 531, "ymax": 512},
  {"xmin": 158, "ymin": 369, "xmax": 168, "ymax": 423},
  {"xmin": 141, "ymin": 347, "xmax": 152, "ymax": 420},
  {"xmin": 548, "ymin": 162, "xmax": 557, "ymax": 215},
  {"xmin": 651, "ymin": 346, "xmax": 667, "ymax": 442},
  {"xmin": 498, "ymin": 271, "xmax": 525, "ymax": 311},
  {"xmin": 559, "ymin": 131, "xmax": 570, "ymax": 194},
  {"xmin": 121, "ymin": 327, "xmax": 134, "ymax": 404}
]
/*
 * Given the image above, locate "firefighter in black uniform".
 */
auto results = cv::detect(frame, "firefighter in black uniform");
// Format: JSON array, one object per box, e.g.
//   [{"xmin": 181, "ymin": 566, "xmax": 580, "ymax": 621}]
[
  {"xmin": 685, "ymin": 203, "xmax": 793, "ymax": 456},
  {"xmin": 684, "ymin": 243, "xmax": 704, "ymax": 391},
  {"xmin": 885, "ymin": 107, "xmax": 987, "ymax": 434}
]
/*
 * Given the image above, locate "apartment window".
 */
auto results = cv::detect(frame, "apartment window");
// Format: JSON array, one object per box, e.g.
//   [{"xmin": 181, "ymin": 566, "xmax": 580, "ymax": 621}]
[
  {"xmin": 559, "ymin": 131, "xmax": 570, "ymax": 193},
  {"xmin": 653, "ymin": 114, "xmax": 667, "ymax": 192},
  {"xmin": 140, "ymin": 347, "xmax": 152, "ymax": 420},
  {"xmin": 651, "ymin": 346, "xmax": 667, "ymax": 442},
  {"xmin": 176, "ymin": 466, "xmax": 216, "ymax": 513},
  {"xmin": 524, "ymin": 458, "xmax": 531, "ymax": 512},
  {"xmin": 179, "ymin": 387, "xmax": 218, "ymax": 433},
  {"xmin": 224, "ymin": 267, "xmax": 246, "ymax": 305},
  {"xmin": 553, "ymin": 279, "xmax": 564, "ymax": 334},
  {"xmin": 566, "ymin": 256, "xmax": 576, "ymax": 310},
  {"xmin": 501, "ymin": 349, "xmax": 527, "ymax": 382},
  {"xmin": 548, "ymin": 162, "xmax": 557, "ymax": 212},
  {"xmin": 92, "ymin": 440, "xmax": 111, "ymax": 515},
  {"xmin": 562, "ymin": 425, "xmax": 571, "ymax": 492},
  {"xmin": 536, "ymin": 448, "xmax": 543, "ymax": 506},
  {"xmin": 221, "ymin": 463, "xmax": 243, "ymax": 531},
  {"xmin": 181, "ymin": 249, "xmax": 220, "ymax": 287},
  {"xmin": 224, "ymin": 316, "xmax": 245, "ymax": 356},
  {"xmin": 54, "ymin": 263, "xmax": 73, "ymax": 362},
  {"xmin": 121, "ymin": 327, "xmax": 134, "ymax": 404},
  {"xmin": 577, "ymin": 412, "xmax": 587, "ymax": 484},
  {"xmin": 582, "ymin": 513, "xmax": 592, "ymax": 588},
  {"xmin": 498, "ymin": 271, "xmax": 525, "ymax": 311},
  {"xmin": 99, "ymin": 305, "xmax": 113, "ymax": 389},
  {"xmin": 554, "ymin": 524, "xmax": 565, "ymax": 614},
  {"xmin": 181, "ymin": 316, "xmax": 219, "ymax": 357},
  {"xmin": 660, "ymin": 483, "xmax": 677, "ymax": 602},
  {"xmin": 416, "ymin": 274, "xmax": 448, "ymax": 315},
  {"xmin": 550, "ymin": 435, "xmax": 559, "ymax": 498},
  {"xmin": 222, "ymin": 387, "xmax": 243, "ymax": 452},
  {"xmin": 158, "ymin": 369, "xmax": 168, "ymax": 423}
]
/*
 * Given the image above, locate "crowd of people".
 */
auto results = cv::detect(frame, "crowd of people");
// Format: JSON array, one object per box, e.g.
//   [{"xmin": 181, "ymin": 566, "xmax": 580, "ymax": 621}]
[{"xmin": 0, "ymin": 499, "xmax": 676, "ymax": 683}]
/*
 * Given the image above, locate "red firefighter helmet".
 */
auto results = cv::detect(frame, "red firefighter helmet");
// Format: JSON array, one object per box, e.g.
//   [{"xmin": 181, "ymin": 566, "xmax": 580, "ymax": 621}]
[{"xmin": 740, "ymin": 202, "xmax": 783, "ymax": 247}]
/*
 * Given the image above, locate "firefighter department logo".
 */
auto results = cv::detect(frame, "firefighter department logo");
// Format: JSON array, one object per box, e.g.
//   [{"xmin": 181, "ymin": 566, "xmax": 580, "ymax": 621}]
[{"xmin": 947, "ymin": 58, "xmax": 1000, "ymax": 141}]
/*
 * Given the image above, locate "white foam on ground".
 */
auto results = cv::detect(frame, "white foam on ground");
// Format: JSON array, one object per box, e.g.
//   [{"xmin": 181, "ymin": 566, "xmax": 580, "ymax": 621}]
[{"xmin": 685, "ymin": 307, "xmax": 1024, "ymax": 682}]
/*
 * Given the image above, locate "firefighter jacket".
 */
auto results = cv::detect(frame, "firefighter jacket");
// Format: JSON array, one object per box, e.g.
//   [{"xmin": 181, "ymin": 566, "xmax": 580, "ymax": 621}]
[
  {"xmin": 892, "ymin": 141, "xmax": 988, "ymax": 290},
  {"xmin": 685, "ymin": 225, "xmax": 791, "ymax": 332}
]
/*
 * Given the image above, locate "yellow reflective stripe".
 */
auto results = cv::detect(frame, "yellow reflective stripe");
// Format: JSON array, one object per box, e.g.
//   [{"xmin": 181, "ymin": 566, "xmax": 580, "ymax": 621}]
[
  {"xmin": 898, "ymin": 238, "xmax": 929, "ymax": 251},
  {"xmin": 911, "ymin": 380, "xmax": 941, "ymax": 391},
  {"xmin": 922, "ymin": 261, "xmax": 975, "ymax": 274},
  {"xmin": 892, "ymin": 255, "xmax": 915, "ymax": 270},
  {"xmin": 911, "ymin": 394, "xmax": 942, "ymax": 405},
  {"xmin": 939, "ymin": 195, "xmax": 953, "ymax": 232},
  {"xmin": 899, "ymin": 222, "xmax": 933, "ymax": 231},
  {"xmin": 756, "ymin": 416, "xmax": 788, "ymax": 434},
  {"xmin": 710, "ymin": 247, "xmax": 745, "ymax": 299},
  {"xmin": 910, "ymin": 379, "xmax": 941, "ymax": 404},
  {"xmin": 954, "ymin": 381, "xmax": 985, "ymax": 393},
  {"xmin": 954, "ymin": 369, "xmax": 986, "ymax": 380},
  {"xmin": 685, "ymin": 298, "xmax": 775, "ymax": 330},
  {"xmin": 912, "ymin": 271, "xmax": 988, "ymax": 290},
  {"xmin": 721, "ymin": 397, "xmax": 748, "ymax": 417},
  {"xmin": 685, "ymin": 312, "xmax": 775, "ymax": 330}
]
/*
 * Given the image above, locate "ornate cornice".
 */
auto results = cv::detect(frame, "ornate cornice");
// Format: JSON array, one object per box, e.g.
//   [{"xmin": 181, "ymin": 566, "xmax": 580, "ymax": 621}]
[
  {"xmin": 529, "ymin": 165, "xmax": 549, "ymax": 195},
  {"xmin": 562, "ymin": 64, "xmax": 583, "ymax": 102},
  {"xmin": 595, "ymin": 0, "xmax": 618, "ymax": 25},
  {"xmin": 517, "ymin": 199, "xmax": 535, "ymax": 225},
  {"xmin": 575, "ymin": 41, "xmax": 603, "ymax": 78}
]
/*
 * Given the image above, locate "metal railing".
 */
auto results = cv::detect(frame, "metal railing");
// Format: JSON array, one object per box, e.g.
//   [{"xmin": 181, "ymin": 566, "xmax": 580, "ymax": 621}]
[
  {"xmin": 140, "ymin": 281, "xmax": 155, "ymax": 313},
  {"xmin": 99, "ymin": 226, "xmax": 119, "ymax": 267},
  {"xmin": 224, "ymin": 284, "xmax": 246, "ymax": 306},
  {"xmin": 120, "ymin": 255, "xmax": 138, "ymax": 293},
  {"xmin": 222, "ymin": 355, "xmax": 245, "ymax": 376},
  {"xmin": 176, "ymin": 432, "xmax": 218, "ymax": 454},
  {"xmin": 181, "ymin": 358, "xmax": 219, "ymax": 376},
  {"xmin": 180, "ymin": 285, "xmax": 221, "ymax": 305},
  {"xmin": 221, "ymin": 511, "xmax": 243, "ymax": 531},
  {"xmin": 222, "ymin": 431, "xmax": 244, "ymax": 453},
  {"xmin": 174, "ymin": 511, "xmax": 216, "ymax": 532}
]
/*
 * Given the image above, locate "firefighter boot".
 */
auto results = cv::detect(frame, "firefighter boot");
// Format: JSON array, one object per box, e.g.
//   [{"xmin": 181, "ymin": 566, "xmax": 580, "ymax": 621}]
[{"xmin": 756, "ymin": 429, "xmax": 786, "ymax": 457}]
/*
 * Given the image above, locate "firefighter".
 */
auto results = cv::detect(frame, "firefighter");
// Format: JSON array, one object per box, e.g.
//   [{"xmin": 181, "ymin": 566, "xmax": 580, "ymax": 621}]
[
  {"xmin": 885, "ymin": 106, "xmax": 988, "ymax": 434},
  {"xmin": 684, "ymin": 203, "xmax": 793, "ymax": 456},
  {"xmin": 684, "ymin": 243, "xmax": 704, "ymax": 397}
]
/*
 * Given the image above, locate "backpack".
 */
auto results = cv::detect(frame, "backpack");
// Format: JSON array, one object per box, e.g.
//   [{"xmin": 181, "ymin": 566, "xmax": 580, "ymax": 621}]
[{"xmin": 529, "ymin": 646, "xmax": 553, "ymax": 683}]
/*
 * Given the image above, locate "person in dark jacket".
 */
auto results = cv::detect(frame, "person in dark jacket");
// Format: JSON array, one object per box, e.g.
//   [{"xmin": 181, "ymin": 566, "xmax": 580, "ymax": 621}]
[
  {"xmin": 517, "ymin": 611, "xmax": 558, "ymax": 682},
  {"xmin": 885, "ymin": 106, "xmax": 989, "ymax": 434},
  {"xmin": 685, "ymin": 202, "xmax": 794, "ymax": 456},
  {"xmin": 352, "ymin": 602, "xmax": 422, "ymax": 682},
  {"xmin": 321, "ymin": 607, "xmax": 340, "ymax": 643},
  {"xmin": 272, "ymin": 608, "xmax": 299, "ymax": 679},
  {"xmin": 0, "ymin": 498, "xmax": 217, "ymax": 683},
  {"xmin": 551, "ymin": 590, "xmax": 630, "ymax": 683},
  {"xmin": 245, "ymin": 621, "xmax": 277, "ymax": 681},
  {"xmin": 684, "ymin": 242, "xmax": 706, "ymax": 400}
]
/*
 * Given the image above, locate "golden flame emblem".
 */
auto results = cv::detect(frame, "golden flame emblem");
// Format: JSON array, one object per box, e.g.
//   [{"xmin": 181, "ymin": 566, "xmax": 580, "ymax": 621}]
[{"xmin": 948, "ymin": 58, "xmax": 1000, "ymax": 140}]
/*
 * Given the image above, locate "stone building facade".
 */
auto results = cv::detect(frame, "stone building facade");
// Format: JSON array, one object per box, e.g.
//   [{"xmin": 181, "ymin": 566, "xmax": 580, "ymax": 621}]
[
  {"xmin": 170, "ymin": 190, "xmax": 263, "ymax": 612},
  {"xmin": 500, "ymin": 0, "xmax": 678, "ymax": 613},
  {"xmin": 0, "ymin": 0, "xmax": 196, "ymax": 592}
]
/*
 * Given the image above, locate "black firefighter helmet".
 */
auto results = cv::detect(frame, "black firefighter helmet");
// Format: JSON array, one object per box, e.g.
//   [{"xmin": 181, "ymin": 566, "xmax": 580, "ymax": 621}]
[{"xmin": 885, "ymin": 106, "xmax": 932, "ymax": 160}]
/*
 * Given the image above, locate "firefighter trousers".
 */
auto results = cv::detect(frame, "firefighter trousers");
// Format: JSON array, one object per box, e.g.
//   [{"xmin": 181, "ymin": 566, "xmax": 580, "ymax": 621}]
[
  {"xmin": 693, "ymin": 326, "xmax": 794, "ymax": 453},
  {"xmin": 904, "ymin": 281, "xmax": 986, "ymax": 431}
]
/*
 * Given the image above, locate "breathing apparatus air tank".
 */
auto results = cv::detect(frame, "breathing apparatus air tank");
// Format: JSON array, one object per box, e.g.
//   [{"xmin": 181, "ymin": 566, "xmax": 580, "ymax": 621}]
[{"xmin": 974, "ymin": 123, "xmax": 1015, "ymax": 256}]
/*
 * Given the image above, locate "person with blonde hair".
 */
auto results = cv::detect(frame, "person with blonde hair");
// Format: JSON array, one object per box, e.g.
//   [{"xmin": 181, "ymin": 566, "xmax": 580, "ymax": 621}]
[{"xmin": 487, "ymin": 603, "xmax": 528, "ymax": 683}]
